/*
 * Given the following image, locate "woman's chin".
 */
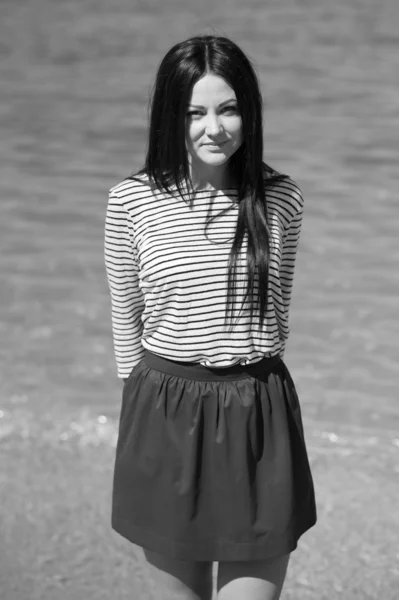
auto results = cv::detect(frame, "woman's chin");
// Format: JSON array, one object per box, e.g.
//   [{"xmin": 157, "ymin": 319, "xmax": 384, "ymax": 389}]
[{"xmin": 197, "ymin": 154, "xmax": 230, "ymax": 167}]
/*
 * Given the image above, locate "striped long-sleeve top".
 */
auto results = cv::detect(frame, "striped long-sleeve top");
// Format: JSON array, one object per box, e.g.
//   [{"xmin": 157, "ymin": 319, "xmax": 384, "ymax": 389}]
[{"xmin": 104, "ymin": 172, "xmax": 304, "ymax": 379}]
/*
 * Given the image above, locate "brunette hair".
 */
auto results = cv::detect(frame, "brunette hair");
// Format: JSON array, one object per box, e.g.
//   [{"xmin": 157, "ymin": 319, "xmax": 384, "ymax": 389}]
[{"xmin": 133, "ymin": 35, "xmax": 288, "ymax": 331}]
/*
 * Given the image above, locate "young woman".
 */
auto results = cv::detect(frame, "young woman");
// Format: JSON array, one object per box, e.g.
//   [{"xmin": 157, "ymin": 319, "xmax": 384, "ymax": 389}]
[{"xmin": 104, "ymin": 34, "xmax": 317, "ymax": 600}]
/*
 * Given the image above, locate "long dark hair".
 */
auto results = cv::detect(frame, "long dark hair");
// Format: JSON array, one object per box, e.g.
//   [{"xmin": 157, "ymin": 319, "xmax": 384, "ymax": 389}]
[{"xmin": 133, "ymin": 35, "xmax": 287, "ymax": 332}]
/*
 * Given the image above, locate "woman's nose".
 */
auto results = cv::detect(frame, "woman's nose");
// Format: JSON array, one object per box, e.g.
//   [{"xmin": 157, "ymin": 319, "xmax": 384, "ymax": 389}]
[{"xmin": 205, "ymin": 114, "xmax": 223, "ymax": 136}]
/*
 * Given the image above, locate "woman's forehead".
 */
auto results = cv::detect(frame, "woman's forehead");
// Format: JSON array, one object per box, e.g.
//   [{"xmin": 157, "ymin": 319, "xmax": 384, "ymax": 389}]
[{"xmin": 188, "ymin": 74, "xmax": 236, "ymax": 105}]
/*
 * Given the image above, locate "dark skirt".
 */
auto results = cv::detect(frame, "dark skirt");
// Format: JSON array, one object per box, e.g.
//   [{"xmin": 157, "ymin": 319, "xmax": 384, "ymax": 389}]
[{"xmin": 111, "ymin": 349, "xmax": 317, "ymax": 562}]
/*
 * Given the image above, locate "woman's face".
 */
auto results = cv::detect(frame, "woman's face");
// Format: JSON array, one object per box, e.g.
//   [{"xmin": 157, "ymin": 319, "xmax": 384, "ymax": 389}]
[{"xmin": 185, "ymin": 73, "xmax": 243, "ymax": 174}]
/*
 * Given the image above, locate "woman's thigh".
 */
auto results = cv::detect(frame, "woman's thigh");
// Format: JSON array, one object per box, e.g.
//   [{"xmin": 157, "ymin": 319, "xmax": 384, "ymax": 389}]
[
  {"xmin": 216, "ymin": 553, "xmax": 290, "ymax": 600},
  {"xmin": 143, "ymin": 548, "xmax": 214, "ymax": 600}
]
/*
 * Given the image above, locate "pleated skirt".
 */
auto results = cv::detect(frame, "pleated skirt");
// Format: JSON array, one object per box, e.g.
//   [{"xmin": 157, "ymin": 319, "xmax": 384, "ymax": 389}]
[{"xmin": 111, "ymin": 349, "xmax": 317, "ymax": 562}]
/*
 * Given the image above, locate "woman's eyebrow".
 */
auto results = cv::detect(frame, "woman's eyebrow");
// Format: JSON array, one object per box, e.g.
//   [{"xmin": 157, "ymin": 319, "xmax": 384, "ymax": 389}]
[{"xmin": 187, "ymin": 99, "xmax": 237, "ymax": 108}]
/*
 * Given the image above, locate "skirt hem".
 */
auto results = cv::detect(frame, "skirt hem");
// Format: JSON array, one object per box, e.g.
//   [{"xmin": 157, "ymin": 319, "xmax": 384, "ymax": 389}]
[{"xmin": 111, "ymin": 514, "xmax": 317, "ymax": 562}]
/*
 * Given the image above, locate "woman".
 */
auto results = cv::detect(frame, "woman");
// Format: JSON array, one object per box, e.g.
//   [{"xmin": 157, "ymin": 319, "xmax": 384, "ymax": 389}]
[{"xmin": 104, "ymin": 34, "xmax": 317, "ymax": 600}]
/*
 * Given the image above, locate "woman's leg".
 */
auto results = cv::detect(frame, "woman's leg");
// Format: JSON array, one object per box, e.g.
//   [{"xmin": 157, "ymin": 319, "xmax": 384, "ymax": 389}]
[
  {"xmin": 143, "ymin": 548, "xmax": 214, "ymax": 600},
  {"xmin": 216, "ymin": 553, "xmax": 290, "ymax": 600}
]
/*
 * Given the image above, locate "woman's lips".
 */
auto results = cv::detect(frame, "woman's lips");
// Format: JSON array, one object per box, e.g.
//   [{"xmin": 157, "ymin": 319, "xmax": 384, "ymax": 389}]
[{"xmin": 203, "ymin": 141, "xmax": 227, "ymax": 147}]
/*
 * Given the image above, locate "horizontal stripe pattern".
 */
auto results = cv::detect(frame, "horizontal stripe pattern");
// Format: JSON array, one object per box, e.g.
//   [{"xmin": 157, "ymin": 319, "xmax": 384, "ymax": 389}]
[{"xmin": 104, "ymin": 174, "xmax": 304, "ymax": 378}]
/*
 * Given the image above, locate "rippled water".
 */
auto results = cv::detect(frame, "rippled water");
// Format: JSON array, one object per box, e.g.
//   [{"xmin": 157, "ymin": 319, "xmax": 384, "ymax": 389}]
[{"xmin": 1, "ymin": 0, "xmax": 398, "ymax": 437}]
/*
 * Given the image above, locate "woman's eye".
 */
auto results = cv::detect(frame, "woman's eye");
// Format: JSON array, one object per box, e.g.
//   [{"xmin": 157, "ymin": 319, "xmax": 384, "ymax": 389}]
[
  {"xmin": 187, "ymin": 111, "xmax": 202, "ymax": 118},
  {"xmin": 222, "ymin": 106, "xmax": 238, "ymax": 114},
  {"xmin": 186, "ymin": 107, "xmax": 239, "ymax": 120}
]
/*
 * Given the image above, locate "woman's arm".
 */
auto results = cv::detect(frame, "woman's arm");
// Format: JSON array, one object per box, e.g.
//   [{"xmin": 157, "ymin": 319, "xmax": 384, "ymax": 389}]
[
  {"xmin": 279, "ymin": 185, "xmax": 305, "ymax": 358},
  {"xmin": 104, "ymin": 190, "xmax": 145, "ymax": 379}
]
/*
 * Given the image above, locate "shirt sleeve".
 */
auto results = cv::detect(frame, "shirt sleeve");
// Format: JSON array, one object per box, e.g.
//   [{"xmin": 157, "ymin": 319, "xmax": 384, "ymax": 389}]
[
  {"xmin": 104, "ymin": 190, "xmax": 146, "ymax": 379},
  {"xmin": 279, "ymin": 184, "xmax": 304, "ymax": 358}
]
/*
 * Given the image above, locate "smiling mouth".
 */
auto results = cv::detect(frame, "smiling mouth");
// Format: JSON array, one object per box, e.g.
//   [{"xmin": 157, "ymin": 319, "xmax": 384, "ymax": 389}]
[{"xmin": 204, "ymin": 142, "xmax": 227, "ymax": 146}]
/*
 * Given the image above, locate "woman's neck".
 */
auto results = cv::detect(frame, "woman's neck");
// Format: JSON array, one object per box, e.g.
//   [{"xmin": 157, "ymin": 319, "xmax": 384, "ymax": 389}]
[{"xmin": 189, "ymin": 164, "xmax": 236, "ymax": 191}]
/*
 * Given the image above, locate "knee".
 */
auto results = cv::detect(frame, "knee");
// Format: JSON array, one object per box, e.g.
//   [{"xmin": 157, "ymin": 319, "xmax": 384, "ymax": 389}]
[
  {"xmin": 144, "ymin": 548, "xmax": 214, "ymax": 600},
  {"xmin": 217, "ymin": 553, "xmax": 290, "ymax": 600}
]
